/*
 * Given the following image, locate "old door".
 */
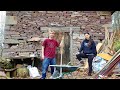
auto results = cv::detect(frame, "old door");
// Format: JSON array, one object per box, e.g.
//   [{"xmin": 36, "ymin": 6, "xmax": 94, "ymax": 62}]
[{"xmin": 54, "ymin": 31, "xmax": 70, "ymax": 64}]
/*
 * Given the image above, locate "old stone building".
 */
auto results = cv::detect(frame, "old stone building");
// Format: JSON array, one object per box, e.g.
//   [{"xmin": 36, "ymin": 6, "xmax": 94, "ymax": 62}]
[{"xmin": 3, "ymin": 11, "xmax": 112, "ymax": 64}]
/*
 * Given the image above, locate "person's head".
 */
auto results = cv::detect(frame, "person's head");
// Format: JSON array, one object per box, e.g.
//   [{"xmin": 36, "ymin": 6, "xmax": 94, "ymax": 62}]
[
  {"xmin": 84, "ymin": 33, "xmax": 93, "ymax": 47},
  {"xmin": 48, "ymin": 29, "xmax": 55, "ymax": 39},
  {"xmin": 84, "ymin": 33, "xmax": 91, "ymax": 40}
]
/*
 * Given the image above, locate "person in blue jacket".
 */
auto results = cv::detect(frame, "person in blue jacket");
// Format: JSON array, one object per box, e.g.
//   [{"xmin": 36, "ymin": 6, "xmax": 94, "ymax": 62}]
[{"xmin": 76, "ymin": 33, "xmax": 97, "ymax": 76}]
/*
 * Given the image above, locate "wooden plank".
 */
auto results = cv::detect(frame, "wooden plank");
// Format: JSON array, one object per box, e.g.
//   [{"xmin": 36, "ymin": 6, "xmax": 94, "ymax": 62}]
[
  {"xmin": 40, "ymin": 27, "xmax": 80, "ymax": 32},
  {"xmin": 70, "ymin": 27, "xmax": 73, "ymax": 62}
]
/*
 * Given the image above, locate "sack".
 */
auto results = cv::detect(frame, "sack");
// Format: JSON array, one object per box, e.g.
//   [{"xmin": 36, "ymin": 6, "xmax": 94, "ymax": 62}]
[{"xmin": 27, "ymin": 65, "xmax": 41, "ymax": 78}]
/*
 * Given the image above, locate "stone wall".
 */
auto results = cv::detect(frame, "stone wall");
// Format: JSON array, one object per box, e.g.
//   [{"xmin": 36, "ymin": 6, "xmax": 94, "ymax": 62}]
[{"xmin": 3, "ymin": 11, "xmax": 112, "ymax": 61}]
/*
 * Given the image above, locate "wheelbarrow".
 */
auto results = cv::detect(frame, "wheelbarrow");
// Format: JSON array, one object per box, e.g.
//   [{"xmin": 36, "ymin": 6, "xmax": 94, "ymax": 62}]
[{"xmin": 49, "ymin": 64, "xmax": 79, "ymax": 79}]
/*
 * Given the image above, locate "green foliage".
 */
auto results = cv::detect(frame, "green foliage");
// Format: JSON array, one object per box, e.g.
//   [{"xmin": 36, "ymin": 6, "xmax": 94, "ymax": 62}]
[
  {"xmin": 0, "ymin": 57, "xmax": 13, "ymax": 69},
  {"xmin": 113, "ymin": 40, "xmax": 120, "ymax": 52}
]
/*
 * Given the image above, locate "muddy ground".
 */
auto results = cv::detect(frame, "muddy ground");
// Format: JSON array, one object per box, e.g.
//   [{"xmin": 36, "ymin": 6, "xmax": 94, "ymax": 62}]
[
  {"xmin": 0, "ymin": 60, "xmax": 120, "ymax": 79},
  {"xmin": 1, "ymin": 68, "xmax": 120, "ymax": 79}
]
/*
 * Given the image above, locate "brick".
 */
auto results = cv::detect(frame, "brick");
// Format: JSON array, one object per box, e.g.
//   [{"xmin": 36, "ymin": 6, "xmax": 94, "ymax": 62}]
[
  {"xmin": 4, "ymin": 39, "xmax": 19, "ymax": 44},
  {"xmin": 100, "ymin": 16, "xmax": 105, "ymax": 19},
  {"xmin": 5, "ymin": 26, "xmax": 10, "ymax": 30},
  {"xmin": 5, "ymin": 31, "xmax": 20, "ymax": 35},
  {"xmin": 11, "ymin": 35, "xmax": 21, "ymax": 37},
  {"xmin": 4, "ymin": 35, "xmax": 11, "ymax": 39},
  {"xmin": 11, "ymin": 36, "xmax": 28, "ymax": 40}
]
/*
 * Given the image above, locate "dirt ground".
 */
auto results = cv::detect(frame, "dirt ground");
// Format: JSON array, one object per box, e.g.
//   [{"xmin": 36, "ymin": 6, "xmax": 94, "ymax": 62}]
[
  {"xmin": 44, "ymin": 68, "xmax": 95, "ymax": 79},
  {"xmin": 1, "ymin": 60, "xmax": 120, "ymax": 79},
  {"xmin": 8, "ymin": 68, "xmax": 94, "ymax": 79},
  {"xmin": 38, "ymin": 67, "xmax": 112, "ymax": 79},
  {"xmin": 2, "ymin": 68, "xmax": 120, "ymax": 79}
]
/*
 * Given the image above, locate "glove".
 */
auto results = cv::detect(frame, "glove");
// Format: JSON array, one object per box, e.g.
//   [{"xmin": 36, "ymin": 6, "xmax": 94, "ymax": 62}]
[{"xmin": 76, "ymin": 52, "xmax": 80, "ymax": 55}]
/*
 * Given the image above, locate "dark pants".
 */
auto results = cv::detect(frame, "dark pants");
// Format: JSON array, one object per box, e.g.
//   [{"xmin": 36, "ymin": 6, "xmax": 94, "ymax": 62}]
[{"xmin": 76, "ymin": 53, "xmax": 95, "ymax": 74}]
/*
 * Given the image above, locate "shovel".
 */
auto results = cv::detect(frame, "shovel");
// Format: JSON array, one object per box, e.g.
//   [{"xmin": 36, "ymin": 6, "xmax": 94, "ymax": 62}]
[{"xmin": 59, "ymin": 35, "xmax": 64, "ymax": 77}]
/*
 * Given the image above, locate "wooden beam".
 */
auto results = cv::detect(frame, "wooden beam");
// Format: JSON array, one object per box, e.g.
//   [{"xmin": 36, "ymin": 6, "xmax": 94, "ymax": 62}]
[
  {"xmin": 40, "ymin": 27, "xmax": 80, "ymax": 32},
  {"xmin": 70, "ymin": 27, "xmax": 73, "ymax": 62}
]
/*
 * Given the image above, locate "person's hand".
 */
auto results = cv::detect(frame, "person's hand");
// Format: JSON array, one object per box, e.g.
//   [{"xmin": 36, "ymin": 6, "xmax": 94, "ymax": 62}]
[
  {"xmin": 41, "ymin": 55, "xmax": 44, "ymax": 61},
  {"xmin": 76, "ymin": 52, "xmax": 80, "ymax": 55},
  {"xmin": 61, "ymin": 36, "xmax": 64, "ymax": 40}
]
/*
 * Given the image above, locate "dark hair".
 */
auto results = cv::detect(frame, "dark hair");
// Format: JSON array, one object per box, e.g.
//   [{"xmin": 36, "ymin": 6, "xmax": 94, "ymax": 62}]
[
  {"xmin": 99, "ymin": 39, "xmax": 103, "ymax": 42},
  {"xmin": 84, "ymin": 32, "xmax": 90, "ymax": 35},
  {"xmin": 88, "ymin": 36, "xmax": 93, "ymax": 47},
  {"xmin": 84, "ymin": 33, "xmax": 93, "ymax": 47}
]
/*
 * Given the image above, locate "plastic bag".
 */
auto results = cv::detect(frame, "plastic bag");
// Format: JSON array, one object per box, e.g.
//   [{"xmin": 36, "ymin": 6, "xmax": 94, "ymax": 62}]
[
  {"xmin": 92, "ymin": 56, "xmax": 107, "ymax": 73},
  {"xmin": 27, "ymin": 65, "xmax": 41, "ymax": 78}
]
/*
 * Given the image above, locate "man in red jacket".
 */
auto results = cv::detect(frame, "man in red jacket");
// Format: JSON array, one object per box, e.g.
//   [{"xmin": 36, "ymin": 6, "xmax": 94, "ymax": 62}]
[{"xmin": 41, "ymin": 29, "xmax": 63, "ymax": 79}]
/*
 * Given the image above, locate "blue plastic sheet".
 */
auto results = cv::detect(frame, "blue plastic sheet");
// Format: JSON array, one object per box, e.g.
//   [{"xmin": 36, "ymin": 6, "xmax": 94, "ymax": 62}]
[{"xmin": 92, "ymin": 56, "xmax": 107, "ymax": 73}]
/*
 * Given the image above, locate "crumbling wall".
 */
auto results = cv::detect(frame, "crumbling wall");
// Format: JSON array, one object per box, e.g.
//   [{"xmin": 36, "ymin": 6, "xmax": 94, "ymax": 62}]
[{"xmin": 3, "ymin": 11, "xmax": 111, "ymax": 61}]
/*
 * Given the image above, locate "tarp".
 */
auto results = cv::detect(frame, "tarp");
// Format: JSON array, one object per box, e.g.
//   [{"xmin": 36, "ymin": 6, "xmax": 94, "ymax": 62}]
[
  {"xmin": 97, "ymin": 53, "xmax": 112, "ymax": 61},
  {"xmin": 92, "ymin": 56, "xmax": 107, "ymax": 73}
]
